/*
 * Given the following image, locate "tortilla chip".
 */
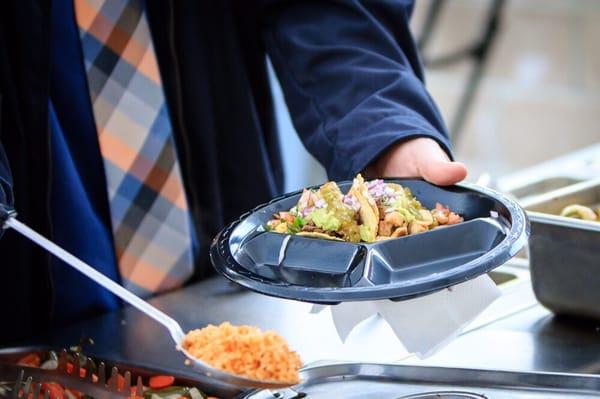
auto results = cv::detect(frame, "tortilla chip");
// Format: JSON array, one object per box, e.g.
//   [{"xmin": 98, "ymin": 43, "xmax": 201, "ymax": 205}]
[
  {"xmin": 296, "ymin": 231, "xmax": 344, "ymax": 241},
  {"xmin": 350, "ymin": 174, "xmax": 379, "ymax": 242}
]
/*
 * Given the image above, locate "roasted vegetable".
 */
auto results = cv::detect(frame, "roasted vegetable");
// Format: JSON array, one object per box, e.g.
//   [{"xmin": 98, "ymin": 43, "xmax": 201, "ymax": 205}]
[{"xmin": 3, "ymin": 345, "xmax": 212, "ymax": 399}]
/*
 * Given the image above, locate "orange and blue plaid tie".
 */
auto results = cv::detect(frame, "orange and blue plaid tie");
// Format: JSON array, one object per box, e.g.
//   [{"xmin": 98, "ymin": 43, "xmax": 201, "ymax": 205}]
[{"xmin": 74, "ymin": 0, "xmax": 195, "ymax": 297}]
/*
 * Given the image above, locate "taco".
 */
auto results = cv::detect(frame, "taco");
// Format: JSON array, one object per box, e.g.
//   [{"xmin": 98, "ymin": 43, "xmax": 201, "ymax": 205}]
[
  {"xmin": 265, "ymin": 174, "xmax": 464, "ymax": 243},
  {"xmin": 350, "ymin": 174, "xmax": 379, "ymax": 243},
  {"xmin": 318, "ymin": 181, "xmax": 361, "ymax": 242}
]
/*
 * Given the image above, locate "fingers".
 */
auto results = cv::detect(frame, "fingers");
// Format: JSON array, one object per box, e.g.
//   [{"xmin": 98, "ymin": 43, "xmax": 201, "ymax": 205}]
[{"xmin": 367, "ymin": 137, "xmax": 468, "ymax": 185}]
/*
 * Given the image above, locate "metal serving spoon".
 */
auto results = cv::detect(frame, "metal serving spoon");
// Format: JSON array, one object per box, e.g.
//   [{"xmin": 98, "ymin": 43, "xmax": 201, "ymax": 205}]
[{"xmin": 1, "ymin": 211, "xmax": 291, "ymax": 390}]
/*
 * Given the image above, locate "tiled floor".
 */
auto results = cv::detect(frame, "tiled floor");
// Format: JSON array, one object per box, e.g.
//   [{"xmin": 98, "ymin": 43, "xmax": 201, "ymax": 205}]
[{"xmin": 273, "ymin": 0, "xmax": 600, "ymax": 191}]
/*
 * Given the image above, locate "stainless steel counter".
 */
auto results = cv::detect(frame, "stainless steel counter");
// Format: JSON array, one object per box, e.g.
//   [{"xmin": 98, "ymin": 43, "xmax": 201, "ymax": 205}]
[{"xmin": 41, "ymin": 259, "xmax": 600, "ymax": 380}]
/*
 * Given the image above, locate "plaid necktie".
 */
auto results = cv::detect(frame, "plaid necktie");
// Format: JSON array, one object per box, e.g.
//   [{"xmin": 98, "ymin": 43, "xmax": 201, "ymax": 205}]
[{"xmin": 74, "ymin": 0, "xmax": 195, "ymax": 297}]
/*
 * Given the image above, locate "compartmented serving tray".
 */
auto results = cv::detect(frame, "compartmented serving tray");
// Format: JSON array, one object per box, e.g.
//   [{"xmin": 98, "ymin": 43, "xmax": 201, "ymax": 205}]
[{"xmin": 211, "ymin": 179, "xmax": 529, "ymax": 304}]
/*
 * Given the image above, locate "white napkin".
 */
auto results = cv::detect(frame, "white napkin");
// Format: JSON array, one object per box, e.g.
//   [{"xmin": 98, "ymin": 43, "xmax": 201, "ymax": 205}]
[{"xmin": 310, "ymin": 274, "xmax": 500, "ymax": 358}]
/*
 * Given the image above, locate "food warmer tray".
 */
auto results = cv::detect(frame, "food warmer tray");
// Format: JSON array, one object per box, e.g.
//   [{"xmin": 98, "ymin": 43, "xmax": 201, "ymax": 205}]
[
  {"xmin": 521, "ymin": 177, "xmax": 600, "ymax": 320},
  {"xmin": 0, "ymin": 346, "xmax": 235, "ymax": 397},
  {"xmin": 242, "ymin": 362, "xmax": 600, "ymax": 398},
  {"xmin": 211, "ymin": 179, "xmax": 529, "ymax": 304}
]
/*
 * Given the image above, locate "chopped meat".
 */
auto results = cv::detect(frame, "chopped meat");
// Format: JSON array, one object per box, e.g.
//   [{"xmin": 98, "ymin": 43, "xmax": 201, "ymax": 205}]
[
  {"xmin": 301, "ymin": 225, "xmax": 325, "ymax": 234},
  {"xmin": 391, "ymin": 226, "xmax": 408, "ymax": 237},
  {"xmin": 433, "ymin": 203, "xmax": 460, "ymax": 225},
  {"xmin": 384, "ymin": 211, "xmax": 405, "ymax": 227},
  {"xmin": 448, "ymin": 212, "xmax": 463, "ymax": 225},
  {"xmin": 278, "ymin": 212, "xmax": 295, "ymax": 223},
  {"xmin": 408, "ymin": 221, "xmax": 428, "ymax": 234},
  {"xmin": 379, "ymin": 211, "xmax": 407, "ymax": 236},
  {"xmin": 377, "ymin": 204, "xmax": 386, "ymax": 220},
  {"xmin": 378, "ymin": 220, "xmax": 393, "ymax": 237}
]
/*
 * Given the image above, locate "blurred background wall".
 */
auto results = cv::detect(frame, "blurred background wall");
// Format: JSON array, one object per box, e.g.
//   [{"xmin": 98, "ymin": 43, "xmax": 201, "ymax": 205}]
[{"xmin": 272, "ymin": 0, "xmax": 600, "ymax": 193}]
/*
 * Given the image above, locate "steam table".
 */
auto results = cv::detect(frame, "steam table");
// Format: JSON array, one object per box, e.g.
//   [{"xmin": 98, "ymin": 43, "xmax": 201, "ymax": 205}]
[{"xmin": 39, "ymin": 263, "xmax": 600, "ymax": 379}]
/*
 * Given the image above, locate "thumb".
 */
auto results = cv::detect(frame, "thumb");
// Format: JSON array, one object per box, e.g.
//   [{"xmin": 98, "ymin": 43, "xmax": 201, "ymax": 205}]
[
  {"xmin": 419, "ymin": 160, "xmax": 468, "ymax": 186},
  {"xmin": 417, "ymin": 144, "xmax": 467, "ymax": 186}
]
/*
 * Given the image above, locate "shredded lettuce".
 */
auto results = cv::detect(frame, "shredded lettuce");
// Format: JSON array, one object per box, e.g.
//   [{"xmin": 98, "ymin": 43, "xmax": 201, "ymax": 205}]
[{"xmin": 389, "ymin": 195, "xmax": 422, "ymax": 224}]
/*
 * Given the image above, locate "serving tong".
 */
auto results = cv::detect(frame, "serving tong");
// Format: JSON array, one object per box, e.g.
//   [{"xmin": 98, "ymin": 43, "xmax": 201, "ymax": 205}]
[
  {"xmin": 3, "ymin": 349, "xmax": 142, "ymax": 398},
  {"xmin": 0, "ymin": 207, "xmax": 291, "ymax": 390}
]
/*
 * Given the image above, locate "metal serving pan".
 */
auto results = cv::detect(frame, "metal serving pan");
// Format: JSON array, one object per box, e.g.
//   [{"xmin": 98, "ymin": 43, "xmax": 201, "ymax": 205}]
[
  {"xmin": 521, "ymin": 178, "xmax": 600, "ymax": 320},
  {"xmin": 496, "ymin": 142, "xmax": 600, "ymax": 198},
  {"xmin": 241, "ymin": 362, "xmax": 600, "ymax": 398},
  {"xmin": 211, "ymin": 179, "xmax": 528, "ymax": 304},
  {"xmin": 0, "ymin": 346, "xmax": 232, "ymax": 397},
  {"xmin": 508, "ymin": 176, "xmax": 583, "ymax": 201}
]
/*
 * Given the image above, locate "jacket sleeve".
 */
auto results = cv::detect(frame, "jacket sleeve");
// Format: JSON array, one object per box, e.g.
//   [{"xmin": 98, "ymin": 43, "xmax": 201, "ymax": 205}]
[{"xmin": 262, "ymin": 0, "xmax": 452, "ymax": 180}]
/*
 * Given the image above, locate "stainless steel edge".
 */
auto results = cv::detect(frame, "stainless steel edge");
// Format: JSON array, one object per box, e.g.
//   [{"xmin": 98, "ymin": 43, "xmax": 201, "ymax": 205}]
[
  {"xmin": 241, "ymin": 363, "xmax": 600, "ymax": 398},
  {"xmin": 527, "ymin": 211, "xmax": 600, "ymax": 232},
  {"xmin": 496, "ymin": 143, "xmax": 600, "ymax": 196},
  {"xmin": 297, "ymin": 362, "xmax": 600, "ymax": 391},
  {"xmin": 519, "ymin": 177, "xmax": 600, "ymax": 210}
]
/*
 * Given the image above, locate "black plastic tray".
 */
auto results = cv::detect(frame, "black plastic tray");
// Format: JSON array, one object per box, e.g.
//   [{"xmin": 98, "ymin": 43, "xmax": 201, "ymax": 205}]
[{"xmin": 210, "ymin": 179, "xmax": 529, "ymax": 304}]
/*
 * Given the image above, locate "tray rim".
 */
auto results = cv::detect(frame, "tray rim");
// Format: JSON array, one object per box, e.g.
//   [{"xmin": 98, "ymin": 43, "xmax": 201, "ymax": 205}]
[{"xmin": 210, "ymin": 179, "xmax": 530, "ymax": 303}]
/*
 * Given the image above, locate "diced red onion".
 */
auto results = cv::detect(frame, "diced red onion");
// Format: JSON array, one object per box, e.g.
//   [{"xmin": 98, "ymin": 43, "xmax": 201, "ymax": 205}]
[
  {"xmin": 342, "ymin": 194, "xmax": 361, "ymax": 211},
  {"xmin": 384, "ymin": 186, "xmax": 395, "ymax": 196},
  {"xmin": 367, "ymin": 179, "xmax": 386, "ymax": 199}
]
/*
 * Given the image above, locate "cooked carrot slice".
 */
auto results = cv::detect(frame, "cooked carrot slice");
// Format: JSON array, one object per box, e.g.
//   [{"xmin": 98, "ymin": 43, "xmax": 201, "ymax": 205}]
[
  {"xmin": 65, "ymin": 362, "xmax": 87, "ymax": 378},
  {"xmin": 17, "ymin": 353, "xmax": 41, "ymax": 367},
  {"xmin": 148, "ymin": 375, "xmax": 175, "ymax": 389},
  {"xmin": 41, "ymin": 382, "xmax": 65, "ymax": 399}
]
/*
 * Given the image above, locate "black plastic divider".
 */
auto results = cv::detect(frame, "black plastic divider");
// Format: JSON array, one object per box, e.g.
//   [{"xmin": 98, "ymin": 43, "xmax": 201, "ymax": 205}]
[
  {"xmin": 236, "ymin": 232, "xmax": 366, "ymax": 288},
  {"xmin": 364, "ymin": 218, "xmax": 507, "ymax": 286},
  {"xmin": 234, "ymin": 216, "xmax": 507, "ymax": 289}
]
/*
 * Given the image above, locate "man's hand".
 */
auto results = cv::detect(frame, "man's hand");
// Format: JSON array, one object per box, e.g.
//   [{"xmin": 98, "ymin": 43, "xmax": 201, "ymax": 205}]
[{"xmin": 365, "ymin": 137, "xmax": 468, "ymax": 186}]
